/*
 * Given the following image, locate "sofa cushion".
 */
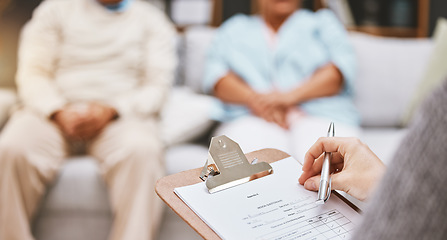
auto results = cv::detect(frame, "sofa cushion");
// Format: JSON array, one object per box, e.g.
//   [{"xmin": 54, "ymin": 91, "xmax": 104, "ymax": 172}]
[
  {"xmin": 33, "ymin": 214, "xmax": 111, "ymax": 240},
  {"xmin": 160, "ymin": 87, "xmax": 215, "ymax": 146},
  {"xmin": 37, "ymin": 156, "xmax": 111, "ymax": 213},
  {"xmin": 165, "ymin": 143, "xmax": 208, "ymax": 175},
  {"xmin": 349, "ymin": 32, "xmax": 433, "ymax": 127},
  {"xmin": 181, "ymin": 26, "xmax": 216, "ymax": 93},
  {"xmin": 360, "ymin": 128, "xmax": 408, "ymax": 165},
  {"xmin": 33, "ymin": 156, "xmax": 112, "ymax": 240}
]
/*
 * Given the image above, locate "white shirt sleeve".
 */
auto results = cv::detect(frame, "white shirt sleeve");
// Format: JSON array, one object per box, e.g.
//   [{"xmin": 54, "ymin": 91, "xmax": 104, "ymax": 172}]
[{"xmin": 16, "ymin": 0, "xmax": 67, "ymax": 118}]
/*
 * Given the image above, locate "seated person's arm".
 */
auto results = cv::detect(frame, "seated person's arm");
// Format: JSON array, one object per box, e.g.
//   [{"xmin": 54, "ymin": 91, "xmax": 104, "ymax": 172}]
[
  {"xmin": 243, "ymin": 63, "xmax": 344, "ymax": 128},
  {"xmin": 214, "ymin": 72, "xmax": 288, "ymax": 128},
  {"xmin": 16, "ymin": 2, "xmax": 113, "ymax": 141},
  {"xmin": 298, "ymin": 137, "xmax": 386, "ymax": 201},
  {"xmin": 212, "ymin": 63, "xmax": 345, "ymax": 130},
  {"xmin": 214, "ymin": 72, "xmax": 257, "ymax": 106},
  {"xmin": 16, "ymin": 1, "xmax": 68, "ymax": 118},
  {"xmin": 279, "ymin": 63, "xmax": 344, "ymax": 106}
]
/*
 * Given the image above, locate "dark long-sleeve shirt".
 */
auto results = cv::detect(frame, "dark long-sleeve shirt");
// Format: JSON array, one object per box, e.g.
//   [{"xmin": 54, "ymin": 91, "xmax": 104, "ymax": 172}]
[{"xmin": 353, "ymin": 79, "xmax": 447, "ymax": 239}]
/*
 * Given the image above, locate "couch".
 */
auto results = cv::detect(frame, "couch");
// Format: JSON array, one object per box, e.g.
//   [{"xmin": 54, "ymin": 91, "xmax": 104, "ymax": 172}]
[{"xmin": 0, "ymin": 27, "xmax": 435, "ymax": 240}]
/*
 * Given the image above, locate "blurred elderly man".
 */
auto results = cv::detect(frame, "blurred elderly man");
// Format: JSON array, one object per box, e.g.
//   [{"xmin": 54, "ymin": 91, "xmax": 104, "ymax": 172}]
[{"xmin": 0, "ymin": 0, "xmax": 176, "ymax": 239}]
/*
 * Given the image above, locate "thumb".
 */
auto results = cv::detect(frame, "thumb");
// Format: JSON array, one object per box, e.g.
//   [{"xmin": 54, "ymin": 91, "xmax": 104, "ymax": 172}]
[
  {"xmin": 303, "ymin": 175, "xmax": 320, "ymax": 191},
  {"xmin": 303, "ymin": 174, "xmax": 346, "ymax": 193}
]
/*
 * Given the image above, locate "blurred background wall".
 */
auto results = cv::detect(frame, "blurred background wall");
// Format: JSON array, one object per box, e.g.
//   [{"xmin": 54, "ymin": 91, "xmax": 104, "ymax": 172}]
[
  {"xmin": 0, "ymin": 0, "xmax": 163, "ymax": 88},
  {"xmin": 0, "ymin": 0, "xmax": 40, "ymax": 88},
  {"xmin": 1, "ymin": 0, "xmax": 447, "ymax": 89}
]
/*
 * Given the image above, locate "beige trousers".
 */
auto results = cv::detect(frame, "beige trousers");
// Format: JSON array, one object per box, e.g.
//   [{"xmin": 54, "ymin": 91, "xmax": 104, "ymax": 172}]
[{"xmin": 0, "ymin": 109, "xmax": 165, "ymax": 240}]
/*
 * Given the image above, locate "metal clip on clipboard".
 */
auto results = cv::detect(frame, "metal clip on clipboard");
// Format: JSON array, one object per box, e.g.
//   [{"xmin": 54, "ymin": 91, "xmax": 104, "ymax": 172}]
[{"xmin": 199, "ymin": 135, "xmax": 273, "ymax": 193}]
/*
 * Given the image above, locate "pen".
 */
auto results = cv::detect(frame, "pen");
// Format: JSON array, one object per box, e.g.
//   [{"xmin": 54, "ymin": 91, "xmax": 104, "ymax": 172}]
[{"xmin": 316, "ymin": 122, "xmax": 335, "ymax": 205}]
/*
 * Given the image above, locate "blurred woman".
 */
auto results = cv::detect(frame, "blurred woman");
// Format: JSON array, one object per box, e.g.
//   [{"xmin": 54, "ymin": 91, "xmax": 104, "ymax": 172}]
[{"xmin": 203, "ymin": 0, "xmax": 360, "ymax": 162}]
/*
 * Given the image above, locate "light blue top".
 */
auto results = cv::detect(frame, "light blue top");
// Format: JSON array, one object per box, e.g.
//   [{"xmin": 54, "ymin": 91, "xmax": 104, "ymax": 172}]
[{"xmin": 203, "ymin": 9, "xmax": 360, "ymax": 126}]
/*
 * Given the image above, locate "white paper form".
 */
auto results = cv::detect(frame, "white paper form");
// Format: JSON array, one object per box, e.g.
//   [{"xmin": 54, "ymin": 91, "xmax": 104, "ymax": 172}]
[{"xmin": 174, "ymin": 157, "xmax": 362, "ymax": 240}]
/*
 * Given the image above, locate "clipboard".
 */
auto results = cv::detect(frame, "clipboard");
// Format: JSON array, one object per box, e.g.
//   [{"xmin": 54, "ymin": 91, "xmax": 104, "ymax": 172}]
[
  {"xmin": 156, "ymin": 137, "xmax": 360, "ymax": 239},
  {"xmin": 155, "ymin": 147, "xmax": 289, "ymax": 239}
]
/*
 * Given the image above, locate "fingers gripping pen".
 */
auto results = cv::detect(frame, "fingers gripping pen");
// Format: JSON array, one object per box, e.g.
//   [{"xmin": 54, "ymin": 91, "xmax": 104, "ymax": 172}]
[{"xmin": 316, "ymin": 122, "xmax": 335, "ymax": 205}]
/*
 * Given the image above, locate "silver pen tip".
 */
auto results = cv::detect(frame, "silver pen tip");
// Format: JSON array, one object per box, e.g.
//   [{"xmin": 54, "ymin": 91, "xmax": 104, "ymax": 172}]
[{"xmin": 327, "ymin": 122, "xmax": 335, "ymax": 137}]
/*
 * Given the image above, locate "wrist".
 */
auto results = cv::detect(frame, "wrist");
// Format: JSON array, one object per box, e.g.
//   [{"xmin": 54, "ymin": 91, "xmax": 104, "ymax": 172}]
[
  {"xmin": 369, "ymin": 163, "xmax": 386, "ymax": 192},
  {"xmin": 361, "ymin": 163, "xmax": 386, "ymax": 201},
  {"xmin": 284, "ymin": 90, "xmax": 301, "ymax": 106},
  {"xmin": 245, "ymin": 91, "xmax": 259, "ymax": 106}
]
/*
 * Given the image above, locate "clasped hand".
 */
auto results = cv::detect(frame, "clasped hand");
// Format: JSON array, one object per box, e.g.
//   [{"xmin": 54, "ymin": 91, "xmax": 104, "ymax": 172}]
[
  {"xmin": 247, "ymin": 91, "xmax": 296, "ymax": 129},
  {"xmin": 52, "ymin": 102, "xmax": 117, "ymax": 141}
]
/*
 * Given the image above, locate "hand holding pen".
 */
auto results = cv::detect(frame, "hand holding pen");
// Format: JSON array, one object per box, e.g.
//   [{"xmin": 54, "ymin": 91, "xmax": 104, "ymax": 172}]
[
  {"xmin": 298, "ymin": 134, "xmax": 386, "ymax": 201},
  {"xmin": 316, "ymin": 122, "xmax": 335, "ymax": 204}
]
